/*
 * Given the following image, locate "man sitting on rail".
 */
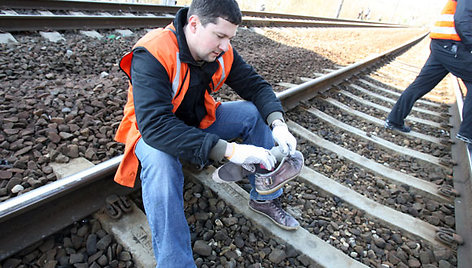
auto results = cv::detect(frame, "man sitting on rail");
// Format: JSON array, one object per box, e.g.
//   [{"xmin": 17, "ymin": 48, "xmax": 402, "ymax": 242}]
[{"xmin": 113, "ymin": 0, "xmax": 299, "ymax": 266}]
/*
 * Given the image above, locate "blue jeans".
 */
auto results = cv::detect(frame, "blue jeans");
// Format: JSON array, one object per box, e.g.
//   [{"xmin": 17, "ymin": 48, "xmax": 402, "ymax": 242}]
[
  {"xmin": 387, "ymin": 39, "xmax": 472, "ymax": 139},
  {"xmin": 135, "ymin": 101, "xmax": 282, "ymax": 267}
]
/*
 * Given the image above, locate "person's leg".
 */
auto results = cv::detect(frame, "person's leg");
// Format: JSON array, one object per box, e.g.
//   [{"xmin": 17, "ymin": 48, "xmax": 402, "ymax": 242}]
[
  {"xmin": 387, "ymin": 42, "xmax": 449, "ymax": 127},
  {"xmin": 203, "ymin": 101, "xmax": 299, "ymax": 230},
  {"xmin": 203, "ymin": 101, "xmax": 274, "ymax": 148},
  {"xmin": 202, "ymin": 101, "xmax": 283, "ymax": 200},
  {"xmin": 458, "ymin": 80, "xmax": 472, "ymax": 141},
  {"xmin": 437, "ymin": 41, "xmax": 472, "ymax": 141},
  {"xmin": 135, "ymin": 138, "xmax": 196, "ymax": 268}
]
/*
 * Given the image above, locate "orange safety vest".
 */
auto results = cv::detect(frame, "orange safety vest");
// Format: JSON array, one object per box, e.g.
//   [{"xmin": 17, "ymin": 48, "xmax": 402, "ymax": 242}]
[
  {"xmin": 430, "ymin": 0, "xmax": 461, "ymax": 41},
  {"xmin": 114, "ymin": 24, "xmax": 234, "ymax": 187}
]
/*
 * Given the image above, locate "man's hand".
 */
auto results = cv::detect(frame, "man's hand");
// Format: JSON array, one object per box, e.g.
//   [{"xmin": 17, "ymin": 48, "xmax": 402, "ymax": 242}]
[
  {"xmin": 271, "ymin": 119, "xmax": 297, "ymax": 155},
  {"xmin": 226, "ymin": 143, "xmax": 276, "ymax": 170}
]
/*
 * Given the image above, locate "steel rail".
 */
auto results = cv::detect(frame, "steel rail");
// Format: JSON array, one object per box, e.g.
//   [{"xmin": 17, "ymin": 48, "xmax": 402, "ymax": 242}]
[
  {"xmin": 0, "ymin": 156, "xmax": 132, "ymax": 260},
  {"xmin": 276, "ymin": 33, "xmax": 428, "ymax": 109},
  {"xmin": 449, "ymin": 76, "xmax": 472, "ymax": 268},
  {"xmin": 0, "ymin": 0, "xmax": 182, "ymax": 14},
  {"xmin": 241, "ymin": 17, "xmax": 404, "ymax": 28},
  {"xmin": 0, "ymin": 14, "xmax": 406, "ymax": 32},
  {"xmin": 1, "ymin": 0, "xmax": 400, "ymax": 26},
  {"xmin": 242, "ymin": 11, "xmax": 400, "ymax": 26},
  {"xmin": 0, "ymin": 15, "xmax": 174, "ymax": 31},
  {"xmin": 0, "ymin": 33, "xmax": 428, "ymax": 262}
]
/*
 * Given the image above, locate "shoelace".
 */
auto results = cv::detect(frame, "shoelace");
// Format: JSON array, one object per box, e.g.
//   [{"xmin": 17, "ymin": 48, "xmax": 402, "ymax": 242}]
[
  {"xmin": 287, "ymin": 154, "xmax": 298, "ymax": 167},
  {"xmin": 270, "ymin": 199, "xmax": 287, "ymax": 222}
]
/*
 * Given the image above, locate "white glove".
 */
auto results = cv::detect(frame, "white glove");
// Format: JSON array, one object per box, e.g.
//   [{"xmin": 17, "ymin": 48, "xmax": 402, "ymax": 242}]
[
  {"xmin": 271, "ymin": 120, "xmax": 297, "ymax": 155},
  {"xmin": 226, "ymin": 143, "xmax": 276, "ymax": 170}
]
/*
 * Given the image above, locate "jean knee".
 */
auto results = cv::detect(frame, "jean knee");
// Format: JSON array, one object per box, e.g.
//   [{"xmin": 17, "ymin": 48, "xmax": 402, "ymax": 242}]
[
  {"xmin": 244, "ymin": 101, "xmax": 259, "ymax": 113},
  {"xmin": 136, "ymin": 140, "xmax": 182, "ymax": 185},
  {"xmin": 242, "ymin": 102, "xmax": 266, "ymax": 125}
]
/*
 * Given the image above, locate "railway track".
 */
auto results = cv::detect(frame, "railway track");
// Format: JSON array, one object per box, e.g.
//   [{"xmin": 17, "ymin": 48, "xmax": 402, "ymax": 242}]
[
  {"xmin": 0, "ymin": 2, "xmax": 470, "ymax": 268},
  {"xmin": 0, "ymin": 0, "xmax": 405, "ymax": 32}
]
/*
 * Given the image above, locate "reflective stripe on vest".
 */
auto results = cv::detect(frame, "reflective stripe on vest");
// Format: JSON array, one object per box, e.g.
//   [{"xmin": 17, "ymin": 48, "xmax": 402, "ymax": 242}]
[
  {"xmin": 214, "ymin": 57, "xmax": 226, "ymax": 90},
  {"xmin": 430, "ymin": 0, "xmax": 461, "ymax": 41},
  {"xmin": 172, "ymin": 52, "xmax": 181, "ymax": 97},
  {"xmin": 113, "ymin": 23, "xmax": 233, "ymax": 188}
]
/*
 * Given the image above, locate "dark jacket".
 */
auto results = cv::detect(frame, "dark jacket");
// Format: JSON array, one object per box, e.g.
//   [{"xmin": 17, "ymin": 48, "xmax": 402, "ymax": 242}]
[
  {"xmin": 455, "ymin": 0, "xmax": 472, "ymax": 49},
  {"xmin": 129, "ymin": 8, "xmax": 283, "ymax": 166}
]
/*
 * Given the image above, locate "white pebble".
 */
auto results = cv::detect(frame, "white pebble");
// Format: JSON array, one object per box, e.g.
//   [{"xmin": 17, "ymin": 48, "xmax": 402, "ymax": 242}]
[
  {"xmin": 11, "ymin": 184, "xmax": 24, "ymax": 194},
  {"xmin": 100, "ymin": 71, "xmax": 109, "ymax": 78}
]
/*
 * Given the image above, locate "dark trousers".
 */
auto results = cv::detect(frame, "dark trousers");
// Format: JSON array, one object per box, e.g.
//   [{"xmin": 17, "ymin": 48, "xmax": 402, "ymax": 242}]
[{"xmin": 387, "ymin": 38, "xmax": 472, "ymax": 139}]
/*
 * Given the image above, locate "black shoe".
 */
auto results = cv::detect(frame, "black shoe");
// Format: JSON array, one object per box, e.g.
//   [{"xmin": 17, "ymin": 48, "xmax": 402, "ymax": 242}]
[
  {"xmin": 384, "ymin": 119, "xmax": 411, "ymax": 133},
  {"xmin": 456, "ymin": 133, "xmax": 472, "ymax": 144}
]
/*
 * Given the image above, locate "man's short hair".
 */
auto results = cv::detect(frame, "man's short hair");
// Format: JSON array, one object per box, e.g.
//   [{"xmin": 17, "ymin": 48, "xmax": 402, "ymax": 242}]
[{"xmin": 187, "ymin": 0, "xmax": 242, "ymax": 26}]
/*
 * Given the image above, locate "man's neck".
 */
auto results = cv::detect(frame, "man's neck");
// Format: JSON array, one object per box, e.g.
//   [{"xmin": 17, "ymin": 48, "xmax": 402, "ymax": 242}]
[{"xmin": 183, "ymin": 24, "xmax": 199, "ymax": 63}]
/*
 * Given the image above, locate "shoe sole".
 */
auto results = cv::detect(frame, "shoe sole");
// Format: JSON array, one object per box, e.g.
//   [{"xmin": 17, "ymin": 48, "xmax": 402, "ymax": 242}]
[
  {"xmin": 248, "ymin": 204, "xmax": 299, "ymax": 231},
  {"xmin": 211, "ymin": 171, "xmax": 227, "ymax": 183},
  {"xmin": 211, "ymin": 167, "xmax": 240, "ymax": 183}
]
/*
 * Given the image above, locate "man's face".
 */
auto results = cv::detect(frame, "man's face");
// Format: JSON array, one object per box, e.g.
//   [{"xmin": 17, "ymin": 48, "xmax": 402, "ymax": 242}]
[{"xmin": 187, "ymin": 16, "xmax": 238, "ymax": 62}]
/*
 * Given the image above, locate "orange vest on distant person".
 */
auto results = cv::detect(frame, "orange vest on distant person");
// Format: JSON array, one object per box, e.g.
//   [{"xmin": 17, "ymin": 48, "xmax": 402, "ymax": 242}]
[
  {"xmin": 114, "ymin": 24, "xmax": 234, "ymax": 187},
  {"xmin": 430, "ymin": 0, "xmax": 461, "ymax": 41}
]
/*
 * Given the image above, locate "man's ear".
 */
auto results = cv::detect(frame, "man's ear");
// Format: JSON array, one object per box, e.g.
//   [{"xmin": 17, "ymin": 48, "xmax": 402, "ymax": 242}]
[{"xmin": 187, "ymin": 15, "xmax": 199, "ymax": 33}]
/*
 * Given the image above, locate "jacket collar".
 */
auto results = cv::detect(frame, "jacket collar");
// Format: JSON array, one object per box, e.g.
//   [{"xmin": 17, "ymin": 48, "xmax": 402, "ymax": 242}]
[{"xmin": 173, "ymin": 8, "xmax": 201, "ymax": 65}]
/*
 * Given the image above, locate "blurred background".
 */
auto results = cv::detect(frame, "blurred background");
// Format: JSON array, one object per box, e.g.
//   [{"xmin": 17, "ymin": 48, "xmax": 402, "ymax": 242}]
[{"xmin": 94, "ymin": 0, "xmax": 447, "ymax": 27}]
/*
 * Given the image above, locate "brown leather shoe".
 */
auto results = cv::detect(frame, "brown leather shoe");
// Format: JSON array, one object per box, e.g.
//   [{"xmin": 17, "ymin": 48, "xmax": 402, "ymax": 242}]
[
  {"xmin": 254, "ymin": 151, "xmax": 304, "ymax": 195},
  {"xmin": 212, "ymin": 145, "xmax": 287, "ymax": 183},
  {"xmin": 249, "ymin": 199, "xmax": 299, "ymax": 230}
]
